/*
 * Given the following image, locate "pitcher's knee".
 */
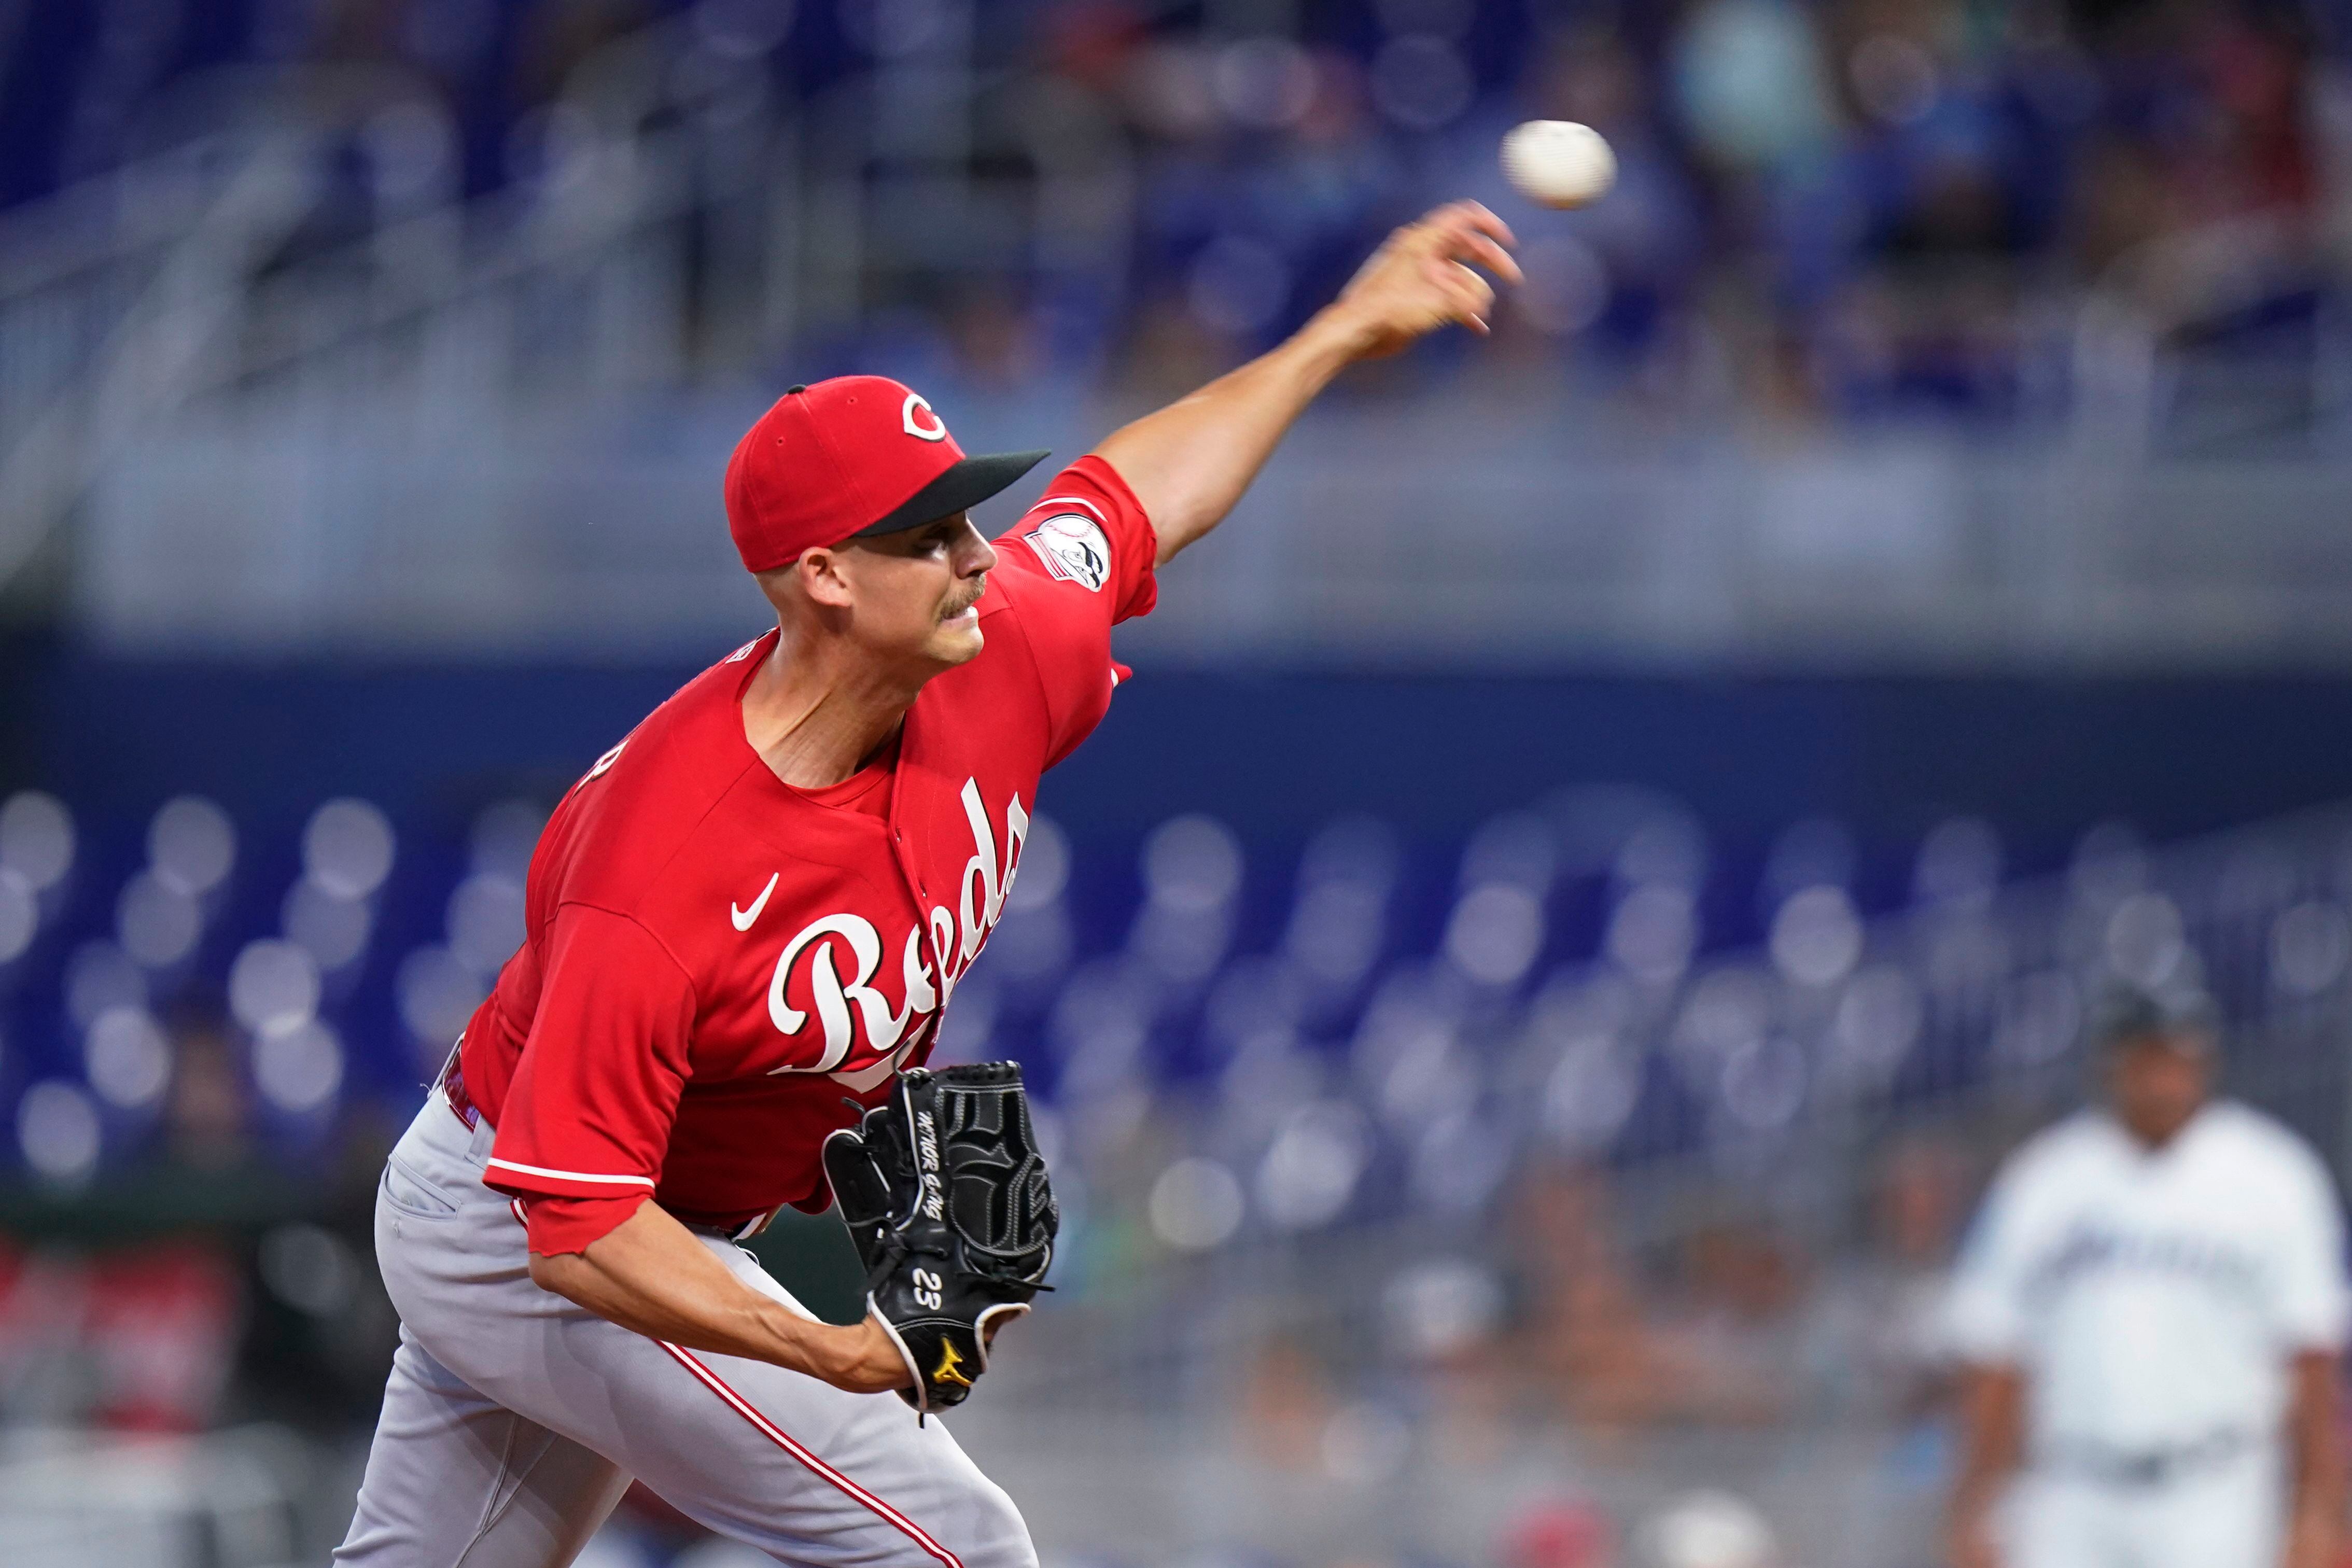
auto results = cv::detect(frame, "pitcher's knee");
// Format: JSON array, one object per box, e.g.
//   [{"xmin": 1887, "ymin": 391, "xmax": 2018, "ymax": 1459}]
[{"xmin": 943, "ymin": 1474, "xmax": 1036, "ymax": 1568}]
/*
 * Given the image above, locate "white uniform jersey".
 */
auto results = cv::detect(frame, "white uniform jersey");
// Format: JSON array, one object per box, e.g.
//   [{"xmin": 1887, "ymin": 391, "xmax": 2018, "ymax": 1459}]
[{"xmin": 1944, "ymin": 1100, "xmax": 2349, "ymax": 1453}]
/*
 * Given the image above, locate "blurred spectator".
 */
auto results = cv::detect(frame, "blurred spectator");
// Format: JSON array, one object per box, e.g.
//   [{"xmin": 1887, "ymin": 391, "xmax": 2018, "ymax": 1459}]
[
  {"xmin": 0, "ymin": 1240, "xmax": 236, "ymax": 1432},
  {"xmin": 1658, "ymin": 1216, "xmax": 1809, "ymax": 1427},
  {"xmin": 80, "ymin": 1242, "xmax": 241, "ymax": 1432},
  {"xmin": 1809, "ymin": 1133, "xmax": 1971, "ymax": 1423},
  {"xmin": 162, "ymin": 1001, "xmax": 254, "ymax": 1173},
  {"xmin": 1672, "ymin": 0, "xmax": 1836, "ymax": 180},
  {"xmin": 1801, "ymin": 1134, "xmax": 1976, "ymax": 1566},
  {"xmin": 0, "ymin": 1239, "xmax": 93, "ymax": 1425},
  {"xmin": 1515, "ymin": 1164, "xmax": 1688, "ymax": 1436},
  {"xmin": 1237, "ymin": 1328, "xmax": 1338, "ymax": 1469}
]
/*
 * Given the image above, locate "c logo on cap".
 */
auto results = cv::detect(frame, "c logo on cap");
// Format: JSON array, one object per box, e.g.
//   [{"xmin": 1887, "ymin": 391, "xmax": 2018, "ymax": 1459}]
[{"xmin": 902, "ymin": 392, "xmax": 948, "ymax": 442}]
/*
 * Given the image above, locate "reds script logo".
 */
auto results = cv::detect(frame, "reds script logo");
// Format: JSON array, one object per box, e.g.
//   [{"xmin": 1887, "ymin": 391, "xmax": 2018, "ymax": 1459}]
[
  {"xmin": 764, "ymin": 779, "xmax": 1026, "ymax": 1084},
  {"xmin": 1021, "ymin": 514, "xmax": 1111, "ymax": 593}
]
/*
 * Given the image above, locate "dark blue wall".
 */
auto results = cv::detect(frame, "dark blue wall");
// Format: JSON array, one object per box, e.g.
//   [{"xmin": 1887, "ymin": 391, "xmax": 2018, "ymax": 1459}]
[{"xmin": 19, "ymin": 648, "xmax": 2352, "ymax": 872}]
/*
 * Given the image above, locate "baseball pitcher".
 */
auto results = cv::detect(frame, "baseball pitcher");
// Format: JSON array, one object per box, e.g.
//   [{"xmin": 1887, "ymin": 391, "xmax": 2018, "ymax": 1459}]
[{"xmin": 333, "ymin": 203, "xmax": 1521, "ymax": 1567}]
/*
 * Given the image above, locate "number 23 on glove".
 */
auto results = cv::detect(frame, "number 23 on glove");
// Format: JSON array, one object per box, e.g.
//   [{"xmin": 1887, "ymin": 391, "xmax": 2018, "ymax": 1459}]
[{"xmin": 821, "ymin": 1062, "xmax": 1058, "ymax": 1416}]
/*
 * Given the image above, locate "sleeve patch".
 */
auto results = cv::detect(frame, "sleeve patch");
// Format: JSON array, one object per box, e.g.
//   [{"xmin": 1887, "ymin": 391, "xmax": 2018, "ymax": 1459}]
[{"xmin": 1021, "ymin": 514, "xmax": 1112, "ymax": 593}]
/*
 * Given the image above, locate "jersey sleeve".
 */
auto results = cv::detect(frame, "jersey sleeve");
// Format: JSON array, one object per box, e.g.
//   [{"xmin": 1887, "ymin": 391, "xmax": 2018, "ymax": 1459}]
[
  {"xmin": 2265, "ymin": 1143, "xmax": 2350, "ymax": 1352},
  {"xmin": 519, "ymin": 1193, "xmax": 642, "ymax": 1257},
  {"xmin": 481, "ymin": 904, "xmax": 694, "ymax": 1233},
  {"xmin": 1941, "ymin": 1160, "xmax": 2040, "ymax": 1364},
  {"xmin": 991, "ymin": 455, "xmax": 1159, "ymax": 767}
]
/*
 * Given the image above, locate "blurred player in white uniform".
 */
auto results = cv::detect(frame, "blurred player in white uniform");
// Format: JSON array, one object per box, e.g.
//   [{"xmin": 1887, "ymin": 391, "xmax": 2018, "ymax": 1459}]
[{"xmin": 1945, "ymin": 987, "xmax": 2348, "ymax": 1568}]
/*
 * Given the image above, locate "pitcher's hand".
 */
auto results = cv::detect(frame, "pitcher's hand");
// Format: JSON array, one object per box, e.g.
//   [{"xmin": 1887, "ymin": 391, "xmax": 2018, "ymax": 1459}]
[{"xmin": 1318, "ymin": 200, "xmax": 1522, "ymax": 360}]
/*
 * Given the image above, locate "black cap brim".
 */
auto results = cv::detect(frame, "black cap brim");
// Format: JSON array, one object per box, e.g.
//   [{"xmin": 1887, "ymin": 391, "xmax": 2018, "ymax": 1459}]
[{"xmin": 851, "ymin": 450, "xmax": 1052, "ymax": 538}]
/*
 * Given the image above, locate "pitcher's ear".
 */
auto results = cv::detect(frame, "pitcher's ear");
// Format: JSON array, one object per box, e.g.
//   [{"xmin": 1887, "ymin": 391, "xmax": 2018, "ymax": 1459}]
[{"xmin": 790, "ymin": 546, "xmax": 858, "ymax": 610}]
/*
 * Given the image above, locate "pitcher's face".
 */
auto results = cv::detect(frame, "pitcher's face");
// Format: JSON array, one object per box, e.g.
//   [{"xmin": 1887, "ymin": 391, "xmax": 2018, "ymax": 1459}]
[{"xmin": 829, "ymin": 512, "xmax": 1000, "ymax": 672}]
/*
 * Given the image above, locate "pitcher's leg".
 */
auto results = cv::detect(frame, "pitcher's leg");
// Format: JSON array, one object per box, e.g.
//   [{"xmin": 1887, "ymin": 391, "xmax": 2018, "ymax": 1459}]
[
  {"xmin": 334, "ymin": 1324, "xmax": 632, "ymax": 1568},
  {"xmin": 357, "ymin": 1093, "xmax": 1030, "ymax": 1568},
  {"xmin": 433, "ymin": 1249, "xmax": 1034, "ymax": 1568},
  {"xmin": 615, "ymin": 1337, "xmax": 1034, "ymax": 1568}
]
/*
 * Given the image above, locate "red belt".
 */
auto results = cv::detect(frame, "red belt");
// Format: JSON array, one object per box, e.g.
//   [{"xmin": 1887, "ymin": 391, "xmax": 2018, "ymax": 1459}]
[{"xmin": 440, "ymin": 1049, "xmax": 486, "ymax": 1131}]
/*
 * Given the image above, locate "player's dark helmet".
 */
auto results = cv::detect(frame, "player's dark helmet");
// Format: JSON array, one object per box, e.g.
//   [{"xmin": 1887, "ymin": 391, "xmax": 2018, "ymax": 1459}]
[{"xmin": 2087, "ymin": 982, "xmax": 2221, "ymax": 1055}]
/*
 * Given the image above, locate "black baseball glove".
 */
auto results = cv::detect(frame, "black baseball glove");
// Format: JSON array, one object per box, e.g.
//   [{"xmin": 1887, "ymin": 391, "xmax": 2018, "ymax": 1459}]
[{"xmin": 821, "ymin": 1062, "xmax": 1058, "ymax": 1416}]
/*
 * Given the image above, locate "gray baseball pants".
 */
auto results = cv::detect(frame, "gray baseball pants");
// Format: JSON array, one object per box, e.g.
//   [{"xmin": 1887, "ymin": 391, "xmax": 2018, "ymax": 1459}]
[{"xmin": 333, "ymin": 1087, "xmax": 1037, "ymax": 1568}]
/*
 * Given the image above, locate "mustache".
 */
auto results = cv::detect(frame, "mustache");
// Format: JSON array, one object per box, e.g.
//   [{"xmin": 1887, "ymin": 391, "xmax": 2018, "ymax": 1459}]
[{"xmin": 939, "ymin": 576, "xmax": 987, "ymax": 621}]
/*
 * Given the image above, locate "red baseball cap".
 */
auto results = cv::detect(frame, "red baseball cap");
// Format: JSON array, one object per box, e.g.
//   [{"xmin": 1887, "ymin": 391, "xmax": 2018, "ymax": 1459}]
[{"xmin": 723, "ymin": 375, "xmax": 1048, "ymax": 572}]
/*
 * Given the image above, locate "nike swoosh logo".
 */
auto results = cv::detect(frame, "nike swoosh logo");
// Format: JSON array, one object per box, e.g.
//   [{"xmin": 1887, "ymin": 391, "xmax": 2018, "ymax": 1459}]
[{"xmin": 731, "ymin": 872, "xmax": 779, "ymax": 932}]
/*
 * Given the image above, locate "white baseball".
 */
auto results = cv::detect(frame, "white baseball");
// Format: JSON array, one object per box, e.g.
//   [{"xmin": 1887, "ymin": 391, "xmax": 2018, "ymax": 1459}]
[{"xmin": 1500, "ymin": 120, "xmax": 1617, "ymax": 209}]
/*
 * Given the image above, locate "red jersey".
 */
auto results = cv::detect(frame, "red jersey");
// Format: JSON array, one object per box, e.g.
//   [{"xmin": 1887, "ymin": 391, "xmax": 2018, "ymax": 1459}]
[{"xmin": 459, "ymin": 457, "xmax": 1157, "ymax": 1254}]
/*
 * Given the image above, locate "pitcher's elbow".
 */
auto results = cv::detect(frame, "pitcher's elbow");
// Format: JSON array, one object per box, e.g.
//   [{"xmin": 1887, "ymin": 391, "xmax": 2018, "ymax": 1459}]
[{"xmin": 527, "ymin": 1250, "xmax": 582, "ymax": 1299}]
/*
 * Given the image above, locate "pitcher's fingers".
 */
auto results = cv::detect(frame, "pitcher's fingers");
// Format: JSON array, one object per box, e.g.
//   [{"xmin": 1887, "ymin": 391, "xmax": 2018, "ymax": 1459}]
[
  {"xmin": 1451, "ymin": 262, "xmax": 1497, "ymax": 322},
  {"xmin": 1444, "ymin": 225, "xmax": 1524, "ymax": 285},
  {"xmin": 1431, "ymin": 199, "xmax": 1519, "ymax": 253},
  {"xmin": 1435, "ymin": 260, "xmax": 1494, "ymax": 331},
  {"xmin": 1420, "ymin": 198, "xmax": 1507, "ymax": 234},
  {"xmin": 1422, "ymin": 256, "xmax": 1477, "ymax": 298},
  {"xmin": 1402, "ymin": 200, "xmax": 1509, "ymax": 255},
  {"xmin": 1426, "ymin": 207, "xmax": 1523, "ymax": 284},
  {"xmin": 1425, "ymin": 257, "xmax": 1496, "ymax": 302}
]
